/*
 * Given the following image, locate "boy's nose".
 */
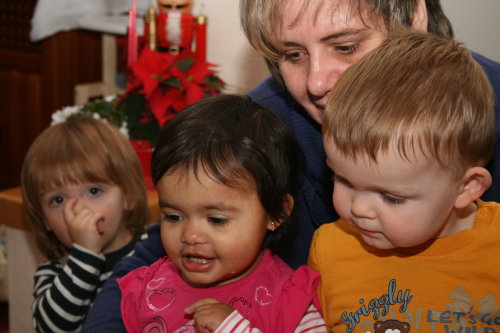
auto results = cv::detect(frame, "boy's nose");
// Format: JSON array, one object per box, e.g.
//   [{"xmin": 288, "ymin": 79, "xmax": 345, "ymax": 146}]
[{"xmin": 350, "ymin": 194, "xmax": 376, "ymax": 220}]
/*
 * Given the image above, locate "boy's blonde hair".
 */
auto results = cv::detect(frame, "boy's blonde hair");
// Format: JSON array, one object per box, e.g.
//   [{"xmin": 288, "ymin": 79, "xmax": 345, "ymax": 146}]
[
  {"xmin": 240, "ymin": 0, "xmax": 453, "ymax": 82},
  {"xmin": 21, "ymin": 117, "xmax": 149, "ymax": 259},
  {"xmin": 323, "ymin": 29, "xmax": 495, "ymax": 179}
]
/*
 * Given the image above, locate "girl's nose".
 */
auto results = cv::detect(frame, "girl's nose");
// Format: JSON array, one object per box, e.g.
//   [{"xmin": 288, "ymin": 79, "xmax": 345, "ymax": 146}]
[
  {"xmin": 72, "ymin": 197, "xmax": 87, "ymax": 214},
  {"xmin": 181, "ymin": 220, "xmax": 207, "ymax": 245}
]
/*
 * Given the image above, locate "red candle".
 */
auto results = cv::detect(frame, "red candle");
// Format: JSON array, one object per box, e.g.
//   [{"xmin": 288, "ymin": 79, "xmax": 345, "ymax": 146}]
[
  {"xmin": 127, "ymin": 0, "xmax": 138, "ymax": 66},
  {"xmin": 196, "ymin": 15, "xmax": 207, "ymax": 61}
]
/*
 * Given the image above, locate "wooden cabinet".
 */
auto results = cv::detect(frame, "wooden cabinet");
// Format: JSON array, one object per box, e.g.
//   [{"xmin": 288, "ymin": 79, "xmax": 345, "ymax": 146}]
[{"xmin": 0, "ymin": 0, "xmax": 103, "ymax": 190}]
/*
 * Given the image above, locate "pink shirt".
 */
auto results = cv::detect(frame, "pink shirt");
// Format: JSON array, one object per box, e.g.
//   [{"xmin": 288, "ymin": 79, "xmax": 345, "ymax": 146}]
[{"xmin": 119, "ymin": 249, "xmax": 323, "ymax": 332}]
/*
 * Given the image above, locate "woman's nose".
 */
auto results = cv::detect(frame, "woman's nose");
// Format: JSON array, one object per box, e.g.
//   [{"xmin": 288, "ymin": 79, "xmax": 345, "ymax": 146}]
[{"xmin": 306, "ymin": 54, "xmax": 342, "ymax": 98}]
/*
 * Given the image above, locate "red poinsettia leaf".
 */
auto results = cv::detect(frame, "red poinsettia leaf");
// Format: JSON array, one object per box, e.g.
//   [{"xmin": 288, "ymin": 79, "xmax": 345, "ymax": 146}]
[
  {"xmin": 149, "ymin": 89, "xmax": 174, "ymax": 126},
  {"xmin": 185, "ymin": 82, "xmax": 205, "ymax": 105},
  {"xmin": 186, "ymin": 60, "xmax": 216, "ymax": 82},
  {"xmin": 169, "ymin": 66, "xmax": 187, "ymax": 81},
  {"xmin": 172, "ymin": 97, "xmax": 188, "ymax": 111}
]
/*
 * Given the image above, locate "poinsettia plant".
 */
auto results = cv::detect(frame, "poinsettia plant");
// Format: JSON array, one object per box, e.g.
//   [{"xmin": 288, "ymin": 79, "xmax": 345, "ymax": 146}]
[
  {"xmin": 118, "ymin": 48, "xmax": 224, "ymax": 144},
  {"xmin": 52, "ymin": 48, "xmax": 224, "ymax": 146}
]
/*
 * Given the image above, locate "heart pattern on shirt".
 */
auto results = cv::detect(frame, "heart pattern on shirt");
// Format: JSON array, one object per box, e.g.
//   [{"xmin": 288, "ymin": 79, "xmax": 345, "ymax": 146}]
[
  {"xmin": 255, "ymin": 286, "xmax": 273, "ymax": 306},
  {"xmin": 147, "ymin": 288, "xmax": 176, "ymax": 312}
]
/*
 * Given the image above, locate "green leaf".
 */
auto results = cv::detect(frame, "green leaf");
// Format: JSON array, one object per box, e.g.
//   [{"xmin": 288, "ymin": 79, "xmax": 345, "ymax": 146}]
[
  {"xmin": 163, "ymin": 77, "xmax": 181, "ymax": 89},
  {"xmin": 123, "ymin": 94, "xmax": 147, "ymax": 127},
  {"xmin": 175, "ymin": 57, "xmax": 194, "ymax": 72}
]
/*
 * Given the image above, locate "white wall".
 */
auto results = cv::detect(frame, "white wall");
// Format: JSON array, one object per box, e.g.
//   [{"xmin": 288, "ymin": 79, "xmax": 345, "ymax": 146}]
[
  {"xmin": 441, "ymin": 0, "xmax": 500, "ymax": 62},
  {"xmin": 193, "ymin": 0, "xmax": 269, "ymax": 93}
]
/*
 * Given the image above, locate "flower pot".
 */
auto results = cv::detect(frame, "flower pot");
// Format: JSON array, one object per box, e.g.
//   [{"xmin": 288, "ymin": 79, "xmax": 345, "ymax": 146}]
[{"xmin": 130, "ymin": 140, "xmax": 154, "ymax": 189}]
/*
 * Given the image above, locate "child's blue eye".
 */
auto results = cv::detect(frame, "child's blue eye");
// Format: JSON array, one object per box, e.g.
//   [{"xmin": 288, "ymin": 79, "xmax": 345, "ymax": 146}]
[
  {"xmin": 208, "ymin": 217, "xmax": 229, "ymax": 225},
  {"xmin": 88, "ymin": 187, "xmax": 103, "ymax": 196},
  {"xmin": 49, "ymin": 196, "xmax": 65, "ymax": 206}
]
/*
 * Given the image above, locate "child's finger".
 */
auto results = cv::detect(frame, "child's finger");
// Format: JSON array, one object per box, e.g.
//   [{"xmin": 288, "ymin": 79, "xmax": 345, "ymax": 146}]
[
  {"xmin": 63, "ymin": 198, "xmax": 78, "ymax": 223},
  {"xmin": 96, "ymin": 219, "xmax": 105, "ymax": 235}
]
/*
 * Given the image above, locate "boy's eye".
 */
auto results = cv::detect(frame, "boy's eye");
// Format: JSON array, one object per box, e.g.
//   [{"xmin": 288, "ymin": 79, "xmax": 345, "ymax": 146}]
[
  {"xmin": 208, "ymin": 216, "xmax": 229, "ymax": 225},
  {"xmin": 49, "ymin": 195, "xmax": 65, "ymax": 206},
  {"xmin": 381, "ymin": 193, "xmax": 405, "ymax": 205}
]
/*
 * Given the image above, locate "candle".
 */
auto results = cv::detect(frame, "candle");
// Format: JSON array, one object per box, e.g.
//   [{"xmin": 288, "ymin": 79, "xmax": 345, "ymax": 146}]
[
  {"xmin": 196, "ymin": 15, "xmax": 207, "ymax": 61},
  {"xmin": 127, "ymin": 0, "xmax": 138, "ymax": 66},
  {"xmin": 147, "ymin": 4, "xmax": 157, "ymax": 51}
]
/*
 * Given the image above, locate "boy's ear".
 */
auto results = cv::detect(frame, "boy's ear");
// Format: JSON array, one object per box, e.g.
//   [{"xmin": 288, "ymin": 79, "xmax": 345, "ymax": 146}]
[
  {"xmin": 454, "ymin": 167, "xmax": 492, "ymax": 209},
  {"xmin": 411, "ymin": 0, "xmax": 428, "ymax": 32},
  {"xmin": 266, "ymin": 194, "xmax": 294, "ymax": 231}
]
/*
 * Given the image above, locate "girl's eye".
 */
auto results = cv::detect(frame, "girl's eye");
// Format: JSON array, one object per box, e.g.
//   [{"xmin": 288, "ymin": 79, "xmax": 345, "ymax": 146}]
[
  {"xmin": 49, "ymin": 195, "xmax": 65, "ymax": 207},
  {"xmin": 88, "ymin": 187, "xmax": 103, "ymax": 196},
  {"xmin": 381, "ymin": 193, "xmax": 405, "ymax": 205},
  {"xmin": 162, "ymin": 213, "xmax": 183, "ymax": 223},
  {"xmin": 208, "ymin": 217, "xmax": 230, "ymax": 225}
]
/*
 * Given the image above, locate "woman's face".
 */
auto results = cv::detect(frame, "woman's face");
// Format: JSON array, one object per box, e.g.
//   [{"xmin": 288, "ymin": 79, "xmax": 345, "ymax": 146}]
[{"xmin": 278, "ymin": 0, "xmax": 387, "ymax": 124}]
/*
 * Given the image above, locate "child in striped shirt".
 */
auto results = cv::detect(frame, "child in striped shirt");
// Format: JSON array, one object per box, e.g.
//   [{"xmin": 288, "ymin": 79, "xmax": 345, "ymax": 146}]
[{"xmin": 21, "ymin": 117, "xmax": 149, "ymax": 332}]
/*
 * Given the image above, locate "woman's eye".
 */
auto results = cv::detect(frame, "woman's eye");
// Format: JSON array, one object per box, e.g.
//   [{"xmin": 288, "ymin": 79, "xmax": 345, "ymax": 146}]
[
  {"xmin": 335, "ymin": 43, "xmax": 359, "ymax": 56},
  {"xmin": 381, "ymin": 193, "xmax": 405, "ymax": 205},
  {"xmin": 49, "ymin": 196, "xmax": 65, "ymax": 206},
  {"xmin": 162, "ymin": 214, "xmax": 183, "ymax": 223},
  {"xmin": 283, "ymin": 50, "xmax": 306, "ymax": 64},
  {"xmin": 208, "ymin": 217, "xmax": 229, "ymax": 225}
]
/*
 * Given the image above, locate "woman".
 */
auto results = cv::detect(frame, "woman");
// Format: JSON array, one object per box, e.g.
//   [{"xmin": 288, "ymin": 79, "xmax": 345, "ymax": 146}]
[{"xmin": 83, "ymin": 1, "xmax": 500, "ymax": 331}]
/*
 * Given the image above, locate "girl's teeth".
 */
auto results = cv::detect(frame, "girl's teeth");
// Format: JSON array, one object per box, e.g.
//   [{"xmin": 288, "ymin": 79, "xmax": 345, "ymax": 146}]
[{"xmin": 189, "ymin": 256, "xmax": 209, "ymax": 264}]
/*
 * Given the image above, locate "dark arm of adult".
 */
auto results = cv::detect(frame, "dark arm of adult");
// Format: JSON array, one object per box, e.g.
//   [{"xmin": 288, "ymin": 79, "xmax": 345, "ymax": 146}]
[{"xmin": 82, "ymin": 222, "xmax": 165, "ymax": 333}]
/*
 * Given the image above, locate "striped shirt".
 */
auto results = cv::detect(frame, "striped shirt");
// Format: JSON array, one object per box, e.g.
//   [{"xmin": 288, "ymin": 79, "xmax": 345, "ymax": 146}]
[
  {"xmin": 215, "ymin": 304, "xmax": 328, "ymax": 332},
  {"xmin": 32, "ymin": 236, "xmax": 140, "ymax": 333}
]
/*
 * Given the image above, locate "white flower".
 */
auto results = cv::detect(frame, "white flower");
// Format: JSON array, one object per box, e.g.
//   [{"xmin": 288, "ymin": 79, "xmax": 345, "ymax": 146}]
[
  {"xmin": 119, "ymin": 121, "xmax": 129, "ymax": 139},
  {"xmin": 104, "ymin": 95, "xmax": 116, "ymax": 102},
  {"xmin": 51, "ymin": 105, "xmax": 81, "ymax": 125}
]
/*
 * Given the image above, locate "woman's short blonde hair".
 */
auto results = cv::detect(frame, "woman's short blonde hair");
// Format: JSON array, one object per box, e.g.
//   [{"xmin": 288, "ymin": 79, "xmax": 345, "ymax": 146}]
[
  {"xmin": 21, "ymin": 117, "xmax": 149, "ymax": 259},
  {"xmin": 240, "ymin": 0, "xmax": 453, "ymax": 82}
]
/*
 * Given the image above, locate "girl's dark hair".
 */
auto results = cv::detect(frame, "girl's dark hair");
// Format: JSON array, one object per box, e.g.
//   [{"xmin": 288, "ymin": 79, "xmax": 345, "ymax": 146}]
[{"xmin": 152, "ymin": 94, "xmax": 298, "ymax": 254}]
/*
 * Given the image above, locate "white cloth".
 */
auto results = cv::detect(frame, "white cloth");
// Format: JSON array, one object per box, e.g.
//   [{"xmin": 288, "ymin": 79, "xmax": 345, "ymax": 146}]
[{"xmin": 29, "ymin": 0, "xmax": 151, "ymax": 41}]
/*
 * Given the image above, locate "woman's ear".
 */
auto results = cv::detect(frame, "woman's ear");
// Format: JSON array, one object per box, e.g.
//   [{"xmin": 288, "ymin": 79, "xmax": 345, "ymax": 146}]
[
  {"xmin": 454, "ymin": 167, "xmax": 492, "ymax": 209},
  {"xmin": 266, "ymin": 194, "xmax": 295, "ymax": 231},
  {"xmin": 411, "ymin": 0, "xmax": 429, "ymax": 32}
]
